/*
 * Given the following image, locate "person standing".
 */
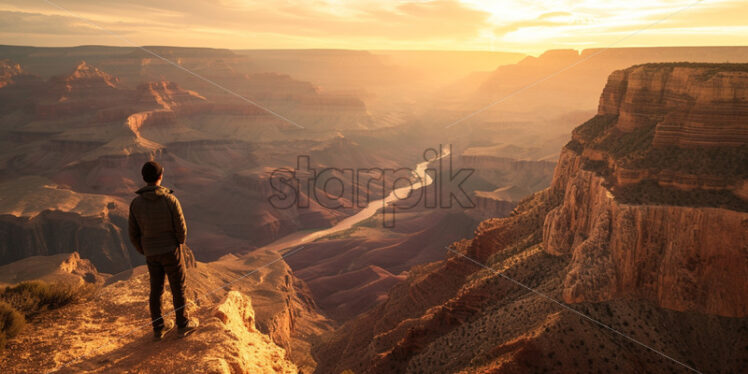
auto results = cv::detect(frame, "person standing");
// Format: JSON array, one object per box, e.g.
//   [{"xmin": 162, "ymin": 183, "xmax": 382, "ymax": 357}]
[{"xmin": 128, "ymin": 161, "xmax": 198, "ymax": 340}]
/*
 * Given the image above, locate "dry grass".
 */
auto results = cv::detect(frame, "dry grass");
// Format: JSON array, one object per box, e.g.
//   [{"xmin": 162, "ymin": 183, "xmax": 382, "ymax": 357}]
[
  {"xmin": 0, "ymin": 301, "xmax": 25, "ymax": 350},
  {"xmin": 0, "ymin": 280, "xmax": 93, "ymax": 351},
  {"xmin": 0, "ymin": 280, "xmax": 93, "ymax": 317}
]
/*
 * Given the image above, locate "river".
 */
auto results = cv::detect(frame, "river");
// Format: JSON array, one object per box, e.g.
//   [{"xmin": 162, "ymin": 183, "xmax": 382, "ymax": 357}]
[{"xmin": 260, "ymin": 148, "xmax": 449, "ymax": 253}]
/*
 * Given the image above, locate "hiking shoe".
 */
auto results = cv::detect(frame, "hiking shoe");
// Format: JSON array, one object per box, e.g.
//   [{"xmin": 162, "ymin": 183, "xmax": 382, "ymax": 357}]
[
  {"xmin": 153, "ymin": 329, "xmax": 167, "ymax": 341},
  {"xmin": 153, "ymin": 321, "xmax": 174, "ymax": 341},
  {"xmin": 177, "ymin": 318, "xmax": 199, "ymax": 337}
]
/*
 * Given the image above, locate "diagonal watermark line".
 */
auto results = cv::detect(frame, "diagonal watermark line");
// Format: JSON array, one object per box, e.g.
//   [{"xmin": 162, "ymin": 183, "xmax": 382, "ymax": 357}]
[
  {"xmin": 445, "ymin": 246, "xmax": 703, "ymax": 374},
  {"xmin": 444, "ymin": 0, "xmax": 705, "ymax": 129},
  {"xmin": 42, "ymin": 0, "xmax": 306, "ymax": 129},
  {"xmin": 57, "ymin": 245, "xmax": 308, "ymax": 371}
]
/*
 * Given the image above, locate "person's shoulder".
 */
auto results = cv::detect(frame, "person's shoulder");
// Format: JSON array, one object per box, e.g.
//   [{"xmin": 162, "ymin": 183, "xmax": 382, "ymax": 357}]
[
  {"xmin": 164, "ymin": 190, "xmax": 181, "ymax": 204},
  {"xmin": 129, "ymin": 195, "xmax": 146, "ymax": 214}
]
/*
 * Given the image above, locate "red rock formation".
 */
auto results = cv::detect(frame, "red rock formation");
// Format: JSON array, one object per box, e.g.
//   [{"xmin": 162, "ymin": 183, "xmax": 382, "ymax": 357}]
[
  {"xmin": 599, "ymin": 64, "xmax": 748, "ymax": 147},
  {"xmin": 542, "ymin": 65, "xmax": 748, "ymax": 317},
  {"xmin": 49, "ymin": 61, "xmax": 121, "ymax": 99},
  {"xmin": 0, "ymin": 209, "xmax": 138, "ymax": 274},
  {"xmin": 34, "ymin": 61, "xmax": 130, "ymax": 119},
  {"xmin": 471, "ymin": 192, "xmax": 516, "ymax": 221},
  {"xmin": 136, "ymin": 80, "xmax": 207, "ymax": 111},
  {"xmin": 0, "ymin": 252, "xmax": 107, "ymax": 286},
  {"xmin": 0, "ymin": 248, "xmax": 331, "ymax": 373},
  {"xmin": 544, "ymin": 149, "xmax": 748, "ymax": 317},
  {"xmin": 459, "ymin": 154, "xmax": 557, "ymax": 194},
  {"xmin": 313, "ymin": 64, "xmax": 748, "ymax": 373},
  {"xmin": 571, "ymin": 64, "xmax": 748, "ymax": 201},
  {"xmin": 0, "ymin": 59, "xmax": 25, "ymax": 88}
]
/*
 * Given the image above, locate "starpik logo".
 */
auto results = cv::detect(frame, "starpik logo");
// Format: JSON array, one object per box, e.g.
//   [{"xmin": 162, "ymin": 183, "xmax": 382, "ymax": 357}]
[{"xmin": 267, "ymin": 145, "xmax": 475, "ymax": 227}]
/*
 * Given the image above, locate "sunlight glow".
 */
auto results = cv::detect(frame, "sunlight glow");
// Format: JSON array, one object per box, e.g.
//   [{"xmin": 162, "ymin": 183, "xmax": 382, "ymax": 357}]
[{"xmin": 0, "ymin": 0, "xmax": 745, "ymax": 53}]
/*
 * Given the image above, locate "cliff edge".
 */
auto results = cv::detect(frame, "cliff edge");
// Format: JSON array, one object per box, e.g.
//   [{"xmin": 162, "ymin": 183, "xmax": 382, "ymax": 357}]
[{"xmin": 313, "ymin": 64, "xmax": 748, "ymax": 373}]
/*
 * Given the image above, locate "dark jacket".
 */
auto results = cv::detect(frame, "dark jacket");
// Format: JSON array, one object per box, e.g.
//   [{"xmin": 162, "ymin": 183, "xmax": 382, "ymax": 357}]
[{"xmin": 128, "ymin": 185, "xmax": 187, "ymax": 256}]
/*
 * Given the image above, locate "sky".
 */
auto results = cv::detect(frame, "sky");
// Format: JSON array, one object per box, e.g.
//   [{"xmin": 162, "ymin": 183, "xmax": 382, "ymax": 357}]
[{"xmin": 0, "ymin": 0, "xmax": 746, "ymax": 54}]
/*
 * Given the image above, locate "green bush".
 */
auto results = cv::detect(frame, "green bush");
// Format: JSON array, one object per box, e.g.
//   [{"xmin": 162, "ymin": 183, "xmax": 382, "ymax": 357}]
[
  {"xmin": 0, "ymin": 281, "xmax": 91, "ymax": 317},
  {"xmin": 0, "ymin": 301, "xmax": 25, "ymax": 350}
]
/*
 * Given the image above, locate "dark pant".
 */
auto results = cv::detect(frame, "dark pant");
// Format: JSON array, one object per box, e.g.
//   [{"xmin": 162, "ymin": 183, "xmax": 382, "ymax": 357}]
[{"xmin": 146, "ymin": 246, "xmax": 188, "ymax": 331}]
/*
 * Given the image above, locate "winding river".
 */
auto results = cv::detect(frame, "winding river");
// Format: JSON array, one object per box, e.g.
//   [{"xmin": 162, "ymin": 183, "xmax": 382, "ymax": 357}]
[{"xmin": 262, "ymin": 148, "xmax": 449, "ymax": 253}]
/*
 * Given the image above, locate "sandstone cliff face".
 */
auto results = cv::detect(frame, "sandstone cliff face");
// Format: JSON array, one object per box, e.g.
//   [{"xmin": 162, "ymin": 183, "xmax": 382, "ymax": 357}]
[
  {"xmin": 459, "ymin": 155, "xmax": 556, "ymax": 189},
  {"xmin": 542, "ymin": 64, "xmax": 748, "ymax": 317},
  {"xmin": 0, "ymin": 210, "xmax": 139, "ymax": 274},
  {"xmin": 202, "ymin": 291, "xmax": 298, "ymax": 374},
  {"xmin": 599, "ymin": 64, "xmax": 748, "ymax": 147},
  {"xmin": 544, "ymin": 149, "xmax": 748, "ymax": 317},
  {"xmin": 314, "ymin": 186, "xmax": 747, "ymax": 373},
  {"xmin": 570, "ymin": 64, "xmax": 748, "ymax": 202},
  {"xmin": 313, "ymin": 64, "xmax": 748, "ymax": 373},
  {"xmin": 470, "ymin": 193, "xmax": 516, "ymax": 221}
]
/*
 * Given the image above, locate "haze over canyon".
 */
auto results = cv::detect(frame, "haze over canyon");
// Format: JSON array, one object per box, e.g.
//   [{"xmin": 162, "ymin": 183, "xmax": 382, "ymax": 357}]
[{"xmin": 0, "ymin": 42, "xmax": 746, "ymax": 374}]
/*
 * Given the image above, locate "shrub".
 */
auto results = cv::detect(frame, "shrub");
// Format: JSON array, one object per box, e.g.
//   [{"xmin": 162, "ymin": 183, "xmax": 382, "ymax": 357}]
[
  {"xmin": 0, "ymin": 281, "xmax": 92, "ymax": 317},
  {"xmin": 625, "ymin": 145, "xmax": 748, "ymax": 179},
  {"xmin": 615, "ymin": 180, "xmax": 748, "ymax": 212},
  {"xmin": 0, "ymin": 301, "xmax": 25, "ymax": 350},
  {"xmin": 629, "ymin": 62, "xmax": 748, "ymax": 80},
  {"xmin": 573, "ymin": 114, "xmax": 618, "ymax": 142},
  {"xmin": 565, "ymin": 139, "xmax": 583, "ymax": 154},
  {"xmin": 593, "ymin": 124, "xmax": 655, "ymax": 158}
]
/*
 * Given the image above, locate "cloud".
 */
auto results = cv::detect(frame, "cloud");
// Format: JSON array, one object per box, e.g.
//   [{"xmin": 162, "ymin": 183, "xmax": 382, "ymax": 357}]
[
  {"xmin": 0, "ymin": 0, "xmax": 745, "ymax": 52},
  {"xmin": 0, "ymin": 10, "xmax": 99, "ymax": 35},
  {"xmin": 493, "ymin": 11, "xmax": 577, "ymax": 36},
  {"xmin": 0, "ymin": 0, "xmax": 490, "ymax": 40}
]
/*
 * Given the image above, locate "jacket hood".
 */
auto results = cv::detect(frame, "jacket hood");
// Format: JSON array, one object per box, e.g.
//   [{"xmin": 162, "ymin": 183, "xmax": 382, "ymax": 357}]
[{"xmin": 135, "ymin": 185, "xmax": 173, "ymax": 200}]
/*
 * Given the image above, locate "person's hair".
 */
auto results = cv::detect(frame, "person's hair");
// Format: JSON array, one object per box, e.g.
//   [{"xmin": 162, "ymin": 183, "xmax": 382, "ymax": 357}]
[{"xmin": 141, "ymin": 161, "xmax": 163, "ymax": 183}]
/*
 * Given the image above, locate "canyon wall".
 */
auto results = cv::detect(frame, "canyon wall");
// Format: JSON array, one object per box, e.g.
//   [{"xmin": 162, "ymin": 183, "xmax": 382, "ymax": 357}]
[
  {"xmin": 544, "ymin": 149, "xmax": 747, "ymax": 317},
  {"xmin": 599, "ymin": 65, "xmax": 748, "ymax": 147},
  {"xmin": 0, "ymin": 59, "xmax": 383, "ymax": 267},
  {"xmin": 313, "ymin": 64, "xmax": 748, "ymax": 373},
  {"xmin": 571, "ymin": 64, "xmax": 748, "ymax": 199},
  {"xmin": 0, "ymin": 210, "xmax": 139, "ymax": 274},
  {"xmin": 544, "ymin": 64, "xmax": 748, "ymax": 317}
]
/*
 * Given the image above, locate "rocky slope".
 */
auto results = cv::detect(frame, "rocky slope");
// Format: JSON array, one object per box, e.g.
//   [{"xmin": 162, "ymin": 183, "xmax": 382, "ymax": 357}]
[
  {"xmin": 0, "ymin": 252, "xmax": 107, "ymax": 287},
  {"xmin": 1, "ymin": 247, "xmax": 332, "ymax": 373},
  {"xmin": 285, "ymin": 208, "xmax": 478, "ymax": 321},
  {"xmin": 313, "ymin": 64, "xmax": 748, "ymax": 373}
]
